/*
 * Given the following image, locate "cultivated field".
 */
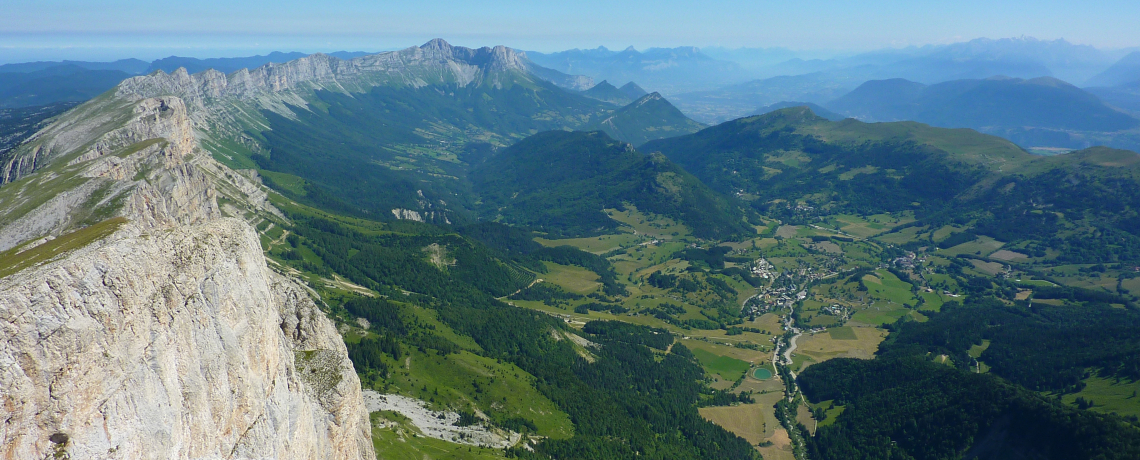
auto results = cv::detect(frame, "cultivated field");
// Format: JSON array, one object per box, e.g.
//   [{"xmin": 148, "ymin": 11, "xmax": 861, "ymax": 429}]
[{"xmin": 795, "ymin": 326, "xmax": 886, "ymax": 364}]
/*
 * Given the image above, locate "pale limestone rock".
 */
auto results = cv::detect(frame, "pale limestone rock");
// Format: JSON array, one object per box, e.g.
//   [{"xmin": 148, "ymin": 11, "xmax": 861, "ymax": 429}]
[
  {"xmin": 0, "ymin": 219, "xmax": 373, "ymax": 459},
  {"xmin": 0, "ymin": 92, "xmax": 374, "ymax": 458}
]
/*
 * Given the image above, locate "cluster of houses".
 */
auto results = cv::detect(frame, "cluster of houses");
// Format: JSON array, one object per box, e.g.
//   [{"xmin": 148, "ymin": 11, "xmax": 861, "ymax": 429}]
[
  {"xmin": 820, "ymin": 303, "xmax": 851, "ymax": 320},
  {"xmin": 743, "ymin": 258, "xmax": 830, "ymax": 317},
  {"xmin": 892, "ymin": 252, "xmax": 925, "ymax": 269},
  {"xmin": 750, "ymin": 258, "xmax": 776, "ymax": 279}
]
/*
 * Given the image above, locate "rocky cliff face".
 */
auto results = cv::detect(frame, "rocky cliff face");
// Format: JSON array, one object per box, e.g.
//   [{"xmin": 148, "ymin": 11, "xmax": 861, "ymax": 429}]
[
  {"xmin": 0, "ymin": 90, "xmax": 374, "ymax": 458},
  {"xmin": 116, "ymin": 39, "xmax": 536, "ymax": 107},
  {"xmin": 0, "ymin": 219, "xmax": 373, "ymax": 459}
]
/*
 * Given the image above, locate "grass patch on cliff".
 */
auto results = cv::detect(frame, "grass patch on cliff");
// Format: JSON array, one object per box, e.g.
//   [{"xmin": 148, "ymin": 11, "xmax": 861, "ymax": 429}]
[
  {"xmin": 384, "ymin": 349, "xmax": 574, "ymax": 440},
  {"xmin": 112, "ymin": 138, "xmax": 166, "ymax": 159},
  {"xmin": 0, "ymin": 217, "xmax": 126, "ymax": 278},
  {"xmin": 372, "ymin": 424, "xmax": 508, "ymax": 460}
]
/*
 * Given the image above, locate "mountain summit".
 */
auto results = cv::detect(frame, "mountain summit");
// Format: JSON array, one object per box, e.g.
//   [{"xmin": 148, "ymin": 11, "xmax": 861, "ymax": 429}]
[{"xmin": 586, "ymin": 92, "xmax": 705, "ymax": 146}]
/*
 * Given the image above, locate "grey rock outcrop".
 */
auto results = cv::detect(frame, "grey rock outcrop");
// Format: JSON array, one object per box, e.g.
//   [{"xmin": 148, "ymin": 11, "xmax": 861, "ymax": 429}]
[
  {"xmin": 0, "ymin": 219, "xmax": 373, "ymax": 459},
  {"xmin": 116, "ymin": 39, "xmax": 537, "ymax": 106},
  {"xmin": 0, "ymin": 88, "xmax": 374, "ymax": 457}
]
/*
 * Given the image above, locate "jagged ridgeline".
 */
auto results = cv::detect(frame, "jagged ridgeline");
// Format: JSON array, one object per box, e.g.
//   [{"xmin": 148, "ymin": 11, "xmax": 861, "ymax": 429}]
[
  {"xmin": 109, "ymin": 39, "xmax": 617, "ymax": 224},
  {"xmin": 645, "ymin": 106, "xmax": 1140, "ymax": 265},
  {"xmin": 471, "ymin": 130, "xmax": 752, "ymax": 239}
]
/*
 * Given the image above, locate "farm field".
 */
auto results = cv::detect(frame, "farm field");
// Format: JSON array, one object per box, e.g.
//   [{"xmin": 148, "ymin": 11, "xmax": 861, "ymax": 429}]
[
  {"xmin": 535, "ymin": 232, "xmax": 641, "ymax": 254},
  {"xmin": 795, "ymin": 326, "xmax": 885, "ymax": 363},
  {"xmin": 690, "ymin": 346, "xmax": 752, "ymax": 383},
  {"xmin": 605, "ymin": 206, "xmax": 692, "ymax": 239},
  {"xmin": 1060, "ymin": 376, "xmax": 1140, "ymax": 418},
  {"xmin": 540, "ymin": 262, "xmax": 601, "ymax": 294},
  {"xmin": 939, "ymin": 235, "xmax": 1005, "ymax": 257},
  {"xmin": 850, "ymin": 304, "xmax": 911, "ymax": 325},
  {"xmin": 699, "ymin": 403, "xmax": 768, "ymax": 446}
]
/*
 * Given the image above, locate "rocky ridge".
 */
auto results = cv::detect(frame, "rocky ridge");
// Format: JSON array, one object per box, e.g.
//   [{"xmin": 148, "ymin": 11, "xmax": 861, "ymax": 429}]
[
  {"xmin": 0, "ymin": 85, "xmax": 374, "ymax": 457},
  {"xmin": 99, "ymin": 39, "xmax": 592, "ymax": 160},
  {"xmin": 115, "ymin": 39, "xmax": 570, "ymax": 122}
]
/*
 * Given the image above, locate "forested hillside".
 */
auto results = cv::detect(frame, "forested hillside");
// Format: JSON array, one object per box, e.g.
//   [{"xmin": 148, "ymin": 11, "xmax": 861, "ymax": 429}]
[
  {"xmin": 799, "ymin": 357, "xmax": 1140, "ymax": 460},
  {"xmin": 471, "ymin": 130, "xmax": 751, "ymax": 239},
  {"xmin": 265, "ymin": 200, "xmax": 760, "ymax": 460},
  {"xmin": 584, "ymin": 93, "xmax": 706, "ymax": 146}
]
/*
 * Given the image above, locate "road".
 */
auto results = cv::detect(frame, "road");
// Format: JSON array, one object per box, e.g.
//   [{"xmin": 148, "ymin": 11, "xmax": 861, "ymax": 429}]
[{"xmin": 782, "ymin": 303, "xmax": 803, "ymax": 378}]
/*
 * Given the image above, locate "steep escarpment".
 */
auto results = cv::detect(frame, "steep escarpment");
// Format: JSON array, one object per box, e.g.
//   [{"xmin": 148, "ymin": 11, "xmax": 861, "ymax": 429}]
[
  {"xmin": 0, "ymin": 91, "xmax": 374, "ymax": 458},
  {"xmin": 0, "ymin": 219, "xmax": 373, "ymax": 459},
  {"xmin": 115, "ymin": 38, "xmax": 556, "ymax": 116}
]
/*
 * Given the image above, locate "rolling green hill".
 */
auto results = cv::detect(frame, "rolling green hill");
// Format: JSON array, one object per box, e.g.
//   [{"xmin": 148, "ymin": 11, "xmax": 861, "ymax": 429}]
[
  {"xmin": 584, "ymin": 93, "xmax": 706, "ymax": 146},
  {"xmin": 644, "ymin": 107, "xmax": 1140, "ymax": 264},
  {"xmin": 471, "ymin": 130, "xmax": 751, "ymax": 239},
  {"xmin": 754, "ymin": 101, "xmax": 846, "ymax": 121},
  {"xmin": 642, "ymin": 107, "xmax": 1006, "ymax": 216}
]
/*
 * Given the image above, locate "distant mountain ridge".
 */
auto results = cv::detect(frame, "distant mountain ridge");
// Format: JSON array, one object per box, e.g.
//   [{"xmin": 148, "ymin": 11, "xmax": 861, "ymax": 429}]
[
  {"xmin": 1086, "ymin": 51, "xmax": 1140, "ymax": 88},
  {"xmin": 674, "ymin": 36, "xmax": 1119, "ymax": 124},
  {"xmin": 118, "ymin": 39, "xmax": 591, "ymax": 110},
  {"xmin": 672, "ymin": 72, "xmax": 857, "ymax": 124},
  {"xmin": 0, "ymin": 65, "xmax": 132, "ymax": 108},
  {"xmin": 526, "ymin": 45, "xmax": 749, "ymax": 93},
  {"xmin": 826, "ymin": 76, "xmax": 1140, "ymax": 149},
  {"xmin": 146, "ymin": 51, "xmax": 373, "ymax": 75},
  {"xmin": 0, "ymin": 58, "xmax": 150, "ymax": 74}
]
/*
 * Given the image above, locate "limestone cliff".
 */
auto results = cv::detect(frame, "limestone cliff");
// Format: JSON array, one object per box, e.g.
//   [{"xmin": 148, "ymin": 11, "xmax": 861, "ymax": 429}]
[
  {"xmin": 116, "ymin": 39, "xmax": 536, "ymax": 106},
  {"xmin": 110, "ymin": 39, "xmax": 587, "ymax": 130},
  {"xmin": 0, "ymin": 90, "xmax": 374, "ymax": 457}
]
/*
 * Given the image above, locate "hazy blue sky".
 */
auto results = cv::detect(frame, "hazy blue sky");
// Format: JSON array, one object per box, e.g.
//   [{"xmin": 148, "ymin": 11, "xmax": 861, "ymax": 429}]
[{"xmin": 3, "ymin": 0, "xmax": 1139, "ymax": 62}]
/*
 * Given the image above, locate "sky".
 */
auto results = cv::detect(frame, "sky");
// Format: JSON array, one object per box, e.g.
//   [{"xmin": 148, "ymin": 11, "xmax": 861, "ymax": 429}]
[{"xmin": 3, "ymin": 0, "xmax": 1140, "ymax": 63}]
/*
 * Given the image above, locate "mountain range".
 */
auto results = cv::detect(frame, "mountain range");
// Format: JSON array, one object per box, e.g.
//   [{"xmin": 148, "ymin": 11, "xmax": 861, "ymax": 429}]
[
  {"xmin": 673, "ymin": 37, "xmax": 1132, "ymax": 123},
  {"xmin": 0, "ymin": 51, "xmax": 376, "ymax": 109},
  {"xmin": 1085, "ymin": 51, "xmax": 1140, "ymax": 87},
  {"xmin": 526, "ymin": 46, "xmax": 750, "ymax": 94},
  {"xmin": 6, "ymin": 34, "xmax": 1140, "ymax": 459},
  {"xmin": 146, "ymin": 51, "xmax": 373, "ymax": 75},
  {"xmin": 827, "ymin": 76, "xmax": 1140, "ymax": 150}
]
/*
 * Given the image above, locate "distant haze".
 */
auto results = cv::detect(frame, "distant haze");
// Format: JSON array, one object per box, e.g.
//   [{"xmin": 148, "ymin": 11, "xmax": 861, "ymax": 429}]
[{"xmin": 4, "ymin": 0, "xmax": 1140, "ymax": 63}]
